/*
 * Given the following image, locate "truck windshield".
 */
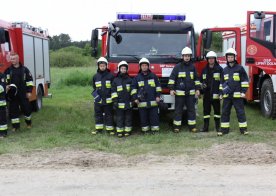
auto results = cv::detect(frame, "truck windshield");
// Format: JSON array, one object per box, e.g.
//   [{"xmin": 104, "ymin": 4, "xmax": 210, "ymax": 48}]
[{"xmin": 109, "ymin": 32, "xmax": 191, "ymax": 58}]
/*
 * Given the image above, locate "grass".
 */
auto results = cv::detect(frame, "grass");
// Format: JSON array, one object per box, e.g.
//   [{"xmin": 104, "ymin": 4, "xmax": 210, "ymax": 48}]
[{"xmin": 0, "ymin": 66, "xmax": 275, "ymax": 156}]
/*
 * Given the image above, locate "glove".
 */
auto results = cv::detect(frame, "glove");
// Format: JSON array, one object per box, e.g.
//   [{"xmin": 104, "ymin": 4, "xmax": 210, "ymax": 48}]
[{"xmin": 241, "ymin": 93, "xmax": 246, "ymax": 98}]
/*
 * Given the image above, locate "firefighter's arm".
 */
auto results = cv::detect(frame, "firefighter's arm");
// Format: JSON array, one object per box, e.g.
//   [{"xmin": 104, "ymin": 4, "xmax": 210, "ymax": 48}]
[
  {"xmin": 111, "ymin": 80, "xmax": 118, "ymax": 103},
  {"xmin": 240, "ymin": 67, "xmax": 249, "ymax": 94},
  {"xmin": 193, "ymin": 67, "xmax": 201, "ymax": 96},
  {"xmin": 4, "ymin": 69, "xmax": 11, "ymax": 87},
  {"xmin": 25, "ymin": 68, "xmax": 34, "ymax": 93},
  {"xmin": 92, "ymin": 75, "xmax": 96, "ymax": 90},
  {"xmin": 219, "ymin": 67, "xmax": 223, "ymax": 96},
  {"xmin": 131, "ymin": 77, "xmax": 138, "ymax": 101},
  {"xmin": 168, "ymin": 67, "xmax": 177, "ymax": 91},
  {"xmin": 0, "ymin": 75, "xmax": 5, "ymax": 98},
  {"xmin": 154, "ymin": 75, "xmax": 161, "ymax": 99}
]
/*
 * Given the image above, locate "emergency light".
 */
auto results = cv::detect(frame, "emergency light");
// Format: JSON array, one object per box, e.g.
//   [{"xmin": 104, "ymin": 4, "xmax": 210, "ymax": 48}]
[{"xmin": 117, "ymin": 13, "xmax": 186, "ymax": 21}]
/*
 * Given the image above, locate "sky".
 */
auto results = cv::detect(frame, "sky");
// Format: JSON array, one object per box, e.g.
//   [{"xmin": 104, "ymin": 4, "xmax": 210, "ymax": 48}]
[{"xmin": 2, "ymin": 0, "xmax": 276, "ymax": 41}]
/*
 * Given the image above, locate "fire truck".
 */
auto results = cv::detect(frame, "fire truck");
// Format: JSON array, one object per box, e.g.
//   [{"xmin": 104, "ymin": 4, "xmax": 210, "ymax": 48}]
[
  {"xmin": 91, "ymin": 13, "xmax": 196, "ymax": 110},
  {"xmin": 0, "ymin": 20, "xmax": 51, "ymax": 111},
  {"xmin": 196, "ymin": 11, "xmax": 276, "ymax": 118}
]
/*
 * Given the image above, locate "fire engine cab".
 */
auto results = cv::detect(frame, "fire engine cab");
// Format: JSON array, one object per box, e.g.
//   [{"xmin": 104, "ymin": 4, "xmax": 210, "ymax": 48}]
[
  {"xmin": 0, "ymin": 20, "xmax": 51, "ymax": 111},
  {"xmin": 197, "ymin": 11, "xmax": 276, "ymax": 118},
  {"xmin": 91, "ymin": 13, "xmax": 196, "ymax": 110}
]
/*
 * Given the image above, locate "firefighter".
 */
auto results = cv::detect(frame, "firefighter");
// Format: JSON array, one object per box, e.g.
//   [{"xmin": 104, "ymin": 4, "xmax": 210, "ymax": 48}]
[
  {"xmin": 220, "ymin": 48, "xmax": 249, "ymax": 136},
  {"xmin": 168, "ymin": 47, "xmax": 201, "ymax": 133},
  {"xmin": 0, "ymin": 72, "xmax": 7, "ymax": 138},
  {"xmin": 200, "ymin": 51, "xmax": 223, "ymax": 132},
  {"xmin": 131, "ymin": 58, "xmax": 161, "ymax": 134},
  {"xmin": 111, "ymin": 61, "xmax": 133, "ymax": 137},
  {"xmin": 91, "ymin": 57, "xmax": 115, "ymax": 135},
  {"xmin": 4, "ymin": 52, "xmax": 33, "ymax": 131}
]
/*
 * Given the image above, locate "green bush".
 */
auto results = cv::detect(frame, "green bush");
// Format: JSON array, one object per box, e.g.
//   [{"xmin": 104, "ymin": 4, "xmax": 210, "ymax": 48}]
[{"xmin": 60, "ymin": 70, "xmax": 92, "ymax": 86}]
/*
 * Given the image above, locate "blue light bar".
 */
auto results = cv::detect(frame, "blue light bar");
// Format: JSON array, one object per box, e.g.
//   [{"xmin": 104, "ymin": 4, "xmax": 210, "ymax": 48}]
[{"xmin": 117, "ymin": 13, "xmax": 186, "ymax": 21}]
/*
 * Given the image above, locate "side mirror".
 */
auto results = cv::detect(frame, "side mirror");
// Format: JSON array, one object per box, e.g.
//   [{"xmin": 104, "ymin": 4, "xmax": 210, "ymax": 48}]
[
  {"xmin": 0, "ymin": 28, "xmax": 6, "ymax": 44},
  {"xmin": 254, "ymin": 11, "xmax": 265, "ymax": 19},
  {"xmin": 203, "ymin": 30, "xmax": 212, "ymax": 49},
  {"xmin": 91, "ymin": 29, "xmax": 98, "ymax": 57}
]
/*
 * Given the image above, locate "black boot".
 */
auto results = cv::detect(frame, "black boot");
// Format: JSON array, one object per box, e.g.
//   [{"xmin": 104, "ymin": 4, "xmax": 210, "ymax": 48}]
[
  {"xmin": 200, "ymin": 119, "xmax": 209, "ymax": 132},
  {"xmin": 215, "ymin": 118, "xmax": 220, "ymax": 132}
]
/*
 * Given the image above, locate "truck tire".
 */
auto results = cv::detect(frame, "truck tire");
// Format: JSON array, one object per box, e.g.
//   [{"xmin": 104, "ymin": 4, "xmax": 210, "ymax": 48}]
[
  {"xmin": 32, "ymin": 86, "xmax": 43, "ymax": 112},
  {"xmin": 260, "ymin": 79, "xmax": 276, "ymax": 118}
]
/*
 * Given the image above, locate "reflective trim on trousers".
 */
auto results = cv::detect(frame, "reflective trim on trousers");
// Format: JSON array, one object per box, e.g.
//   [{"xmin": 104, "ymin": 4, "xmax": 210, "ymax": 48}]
[
  {"xmin": 188, "ymin": 120, "xmax": 196, "ymax": 125},
  {"xmin": 0, "ymin": 124, "xmax": 8, "ymax": 130},
  {"xmin": 95, "ymin": 124, "xmax": 104, "ymax": 130},
  {"xmin": 106, "ymin": 126, "xmax": 114, "ymax": 131},
  {"xmin": 221, "ymin": 122, "xmax": 230, "ymax": 128},
  {"xmin": 173, "ymin": 120, "xmax": 181, "ymax": 126},
  {"xmin": 11, "ymin": 118, "xmax": 20, "ymax": 124},
  {"xmin": 239, "ymin": 122, "xmax": 247, "ymax": 128},
  {"xmin": 142, "ymin": 126, "xmax": 150, "ymax": 132},
  {"xmin": 151, "ymin": 126, "xmax": 159, "ymax": 131}
]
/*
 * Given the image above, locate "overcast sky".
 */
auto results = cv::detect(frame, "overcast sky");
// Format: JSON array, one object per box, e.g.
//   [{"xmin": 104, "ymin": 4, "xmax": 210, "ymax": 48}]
[{"xmin": 2, "ymin": 0, "xmax": 276, "ymax": 41}]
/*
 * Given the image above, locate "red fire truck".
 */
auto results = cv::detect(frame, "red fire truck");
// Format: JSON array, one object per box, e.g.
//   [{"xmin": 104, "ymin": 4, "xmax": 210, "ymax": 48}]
[
  {"xmin": 0, "ymin": 20, "xmax": 51, "ymax": 111},
  {"xmin": 91, "ymin": 13, "xmax": 196, "ymax": 110},
  {"xmin": 196, "ymin": 11, "xmax": 276, "ymax": 118}
]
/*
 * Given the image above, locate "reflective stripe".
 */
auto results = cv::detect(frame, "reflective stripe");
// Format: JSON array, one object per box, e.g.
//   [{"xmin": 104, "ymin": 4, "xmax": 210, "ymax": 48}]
[
  {"xmin": 188, "ymin": 120, "xmax": 196, "ymax": 125},
  {"xmin": 150, "ymin": 101, "xmax": 158, "ymax": 107},
  {"xmin": 138, "ymin": 81, "xmax": 144, "ymax": 87},
  {"xmin": 241, "ymin": 81, "xmax": 249, "ymax": 88},
  {"xmin": 131, "ymin": 89, "xmax": 137, "ymax": 95},
  {"xmin": 105, "ymin": 81, "xmax": 111, "ymax": 88},
  {"xmin": 178, "ymin": 72, "xmax": 186, "ymax": 78},
  {"xmin": 125, "ymin": 127, "xmax": 132, "ymax": 132},
  {"xmin": 11, "ymin": 118, "xmax": 20, "ymax": 124},
  {"xmin": 214, "ymin": 115, "xmax": 221, "ymax": 118},
  {"xmin": 233, "ymin": 92, "xmax": 241, "ymax": 98},
  {"xmin": 173, "ymin": 120, "xmax": 181, "ymax": 126},
  {"xmin": 168, "ymin": 79, "xmax": 175, "ymax": 85},
  {"xmin": 176, "ymin": 90, "xmax": 185, "ymax": 96},
  {"xmin": 151, "ymin": 126, "xmax": 159, "ymax": 131},
  {"xmin": 0, "ymin": 85, "xmax": 4, "ymax": 93},
  {"xmin": 0, "ymin": 124, "xmax": 8, "ymax": 130},
  {"xmin": 95, "ymin": 124, "xmax": 104, "ymax": 129},
  {"xmin": 202, "ymin": 74, "xmax": 206, "ymax": 80},
  {"xmin": 190, "ymin": 72, "xmax": 194, "ymax": 80},
  {"xmin": 189, "ymin": 89, "xmax": 195, "ymax": 95},
  {"xmin": 219, "ymin": 84, "xmax": 223, "ymax": 90},
  {"xmin": 223, "ymin": 94, "xmax": 229, "ymax": 98},
  {"xmin": 213, "ymin": 94, "xmax": 219, "ymax": 99},
  {"xmin": 117, "ymin": 85, "xmax": 123, "ymax": 91},
  {"xmin": 221, "ymin": 122, "xmax": 230, "ymax": 128},
  {"xmin": 0, "ymin": 100, "xmax": 7, "ymax": 106},
  {"xmin": 156, "ymin": 87, "xmax": 162, "ymax": 92},
  {"xmin": 26, "ymin": 81, "xmax": 34, "ymax": 86},
  {"xmin": 213, "ymin": 73, "xmax": 220, "ymax": 80},
  {"xmin": 118, "ymin": 103, "xmax": 125, "ymax": 109},
  {"xmin": 6, "ymin": 74, "xmax": 10, "ymax": 79},
  {"xmin": 239, "ymin": 122, "xmax": 247, "ymax": 128},
  {"xmin": 95, "ymin": 81, "xmax": 101, "ymax": 87},
  {"xmin": 106, "ymin": 98, "xmax": 112, "ymax": 103},
  {"xmin": 24, "ymin": 115, "xmax": 31, "ymax": 120},
  {"xmin": 126, "ymin": 84, "xmax": 131, "ymax": 92},
  {"xmin": 116, "ymin": 127, "xmax": 124, "ymax": 133},
  {"xmin": 204, "ymin": 115, "xmax": 210, "ymax": 119},
  {"xmin": 138, "ymin": 102, "xmax": 147, "ymax": 108},
  {"xmin": 195, "ymin": 80, "xmax": 201, "ymax": 85},
  {"xmin": 106, "ymin": 126, "xmax": 114, "ymax": 131},
  {"xmin": 142, "ymin": 126, "xmax": 150, "ymax": 132},
  {"xmin": 148, "ymin": 79, "xmax": 155, "ymax": 87},
  {"xmin": 224, "ymin": 74, "xmax": 229, "ymax": 80},
  {"xmin": 111, "ymin": 92, "xmax": 118, "ymax": 99},
  {"xmin": 233, "ymin": 73, "xmax": 240, "ymax": 81}
]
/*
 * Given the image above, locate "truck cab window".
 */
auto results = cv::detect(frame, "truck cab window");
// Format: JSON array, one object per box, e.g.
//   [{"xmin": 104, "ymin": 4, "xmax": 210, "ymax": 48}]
[{"xmin": 250, "ymin": 14, "xmax": 274, "ymax": 43}]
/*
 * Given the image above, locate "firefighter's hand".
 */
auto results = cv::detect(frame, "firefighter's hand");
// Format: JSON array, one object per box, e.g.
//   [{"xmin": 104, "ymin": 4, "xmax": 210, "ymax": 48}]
[
  {"xmin": 219, "ymin": 95, "xmax": 223, "ymax": 100},
  {"xmin": 241, "ymin": 93, "xmax": 246, "ymax": 98},
  {"xmin": 6, "ymin": 85, "xmax": 10, "ymax": 92},
  {"xmin": 156, "ymin": 97, "xmax": 160, "ymax": 103},
  {"xmin": 26, "ymin": 93, "xmax": 32, "ymax": 98},
  {"xmin": 196, "ymin": 90, "xmax": 200, "ymax": 97},
  {"xmin": 134, "ymin": 99, "xmax": 139, "ymax": 104},
  {"xmin": 170, "ymin": 90, "xmax": 176, "ymax": 96}
]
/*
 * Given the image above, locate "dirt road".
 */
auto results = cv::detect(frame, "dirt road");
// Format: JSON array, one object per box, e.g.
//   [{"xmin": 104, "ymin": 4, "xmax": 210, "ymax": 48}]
[{"xmin": 0, "ymin": 143, "xmax": 276, "ymax": 195}]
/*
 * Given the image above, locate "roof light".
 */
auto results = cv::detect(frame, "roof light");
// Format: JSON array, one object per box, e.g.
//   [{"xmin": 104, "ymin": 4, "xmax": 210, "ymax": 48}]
[{"xmin": 117, "ymin": 13, "xmax": 186, "ymax": 21}]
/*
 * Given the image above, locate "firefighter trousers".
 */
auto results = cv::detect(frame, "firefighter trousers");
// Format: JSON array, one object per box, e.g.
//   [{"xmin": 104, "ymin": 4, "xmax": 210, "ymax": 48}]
[
  {"xmin": 9, "ymin": 96, "xmax": 32, "ymax": 129},
  {"xmin": 94, "ymin": 103, "xmax": 114, "ymax": 133},
  {"xmin": 173, "ymin": 95, "xmax": 196, "ymax": 130},
  {"xmin": 221, "ymin": 97, "xmax": 247, "ymax": 133},
  {"xmin": 203, "ymin": 95, "xmax": 221, "ymax": 123},
  {"xmin": 0, "ymin": 106, "xmax": 7, "ymax": 137},
  {"xmin": 116, "ymin": 109, "xmax": 132, "ymax": 134},
  {"xmin": 139, "ymin": 106, "xmax": 159, "ymax": 133}
]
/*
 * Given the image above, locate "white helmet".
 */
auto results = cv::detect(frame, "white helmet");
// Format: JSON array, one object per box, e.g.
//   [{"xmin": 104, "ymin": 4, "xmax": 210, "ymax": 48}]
[
  {"xmin": 97, "ymin": 57, "xmax": 108, "ymax": 65},
  {"xmin": 117, "ymin": 61, "xmax": 128, "ymax": 71},
  {"xmin": 139, "ymin": 57, "xmax": 150, "ymax": 66},
  {"xmin": 225, "ymin": 48, "xmax": 237, "ymax": 56},
  {"xmin": 181, "ymin": 47, "xmax": 192, "ymax": 55},
  {"xmin": 206, "ymin": 51, "xmax": 217, "ymax": 58}
]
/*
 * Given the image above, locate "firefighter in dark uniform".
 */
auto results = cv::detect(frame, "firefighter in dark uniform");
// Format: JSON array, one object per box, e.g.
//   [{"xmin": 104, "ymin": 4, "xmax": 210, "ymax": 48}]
[
  {"xmin": 0, "ymin": 72, "xmax": 7, "ymax": 138},
  {"xmin": 111, "ymin": 61, "xmax": 133, "ymax": 137},
  {"xmin": 131, "ymin": 58, "xmax": 161, "ymax": 134},
  {"xmin": 200, "ymin": 51, "xmax": 223, "ymax": 132},
  {"xmin": 5, "ymin": 53, "xmax": 33, "ymax": 131},
  {"xmin": 91, "ymin": 57, "xmax": 115, "ymax": 135},
  {"xmin": 168, "ymin": 47, "xmax": 201, "ymax": 133},
  {"xmin": 220, "ymin": 48, "xmax": 249, "ymax": 136}
]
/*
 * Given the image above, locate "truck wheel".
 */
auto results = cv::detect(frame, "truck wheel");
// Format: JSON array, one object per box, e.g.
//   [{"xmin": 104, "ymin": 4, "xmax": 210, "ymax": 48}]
[
  {"xmin": 260, "ymin": 79, "xmax": 276, "ymax": 118},
  {"xmin": 32, "ymin": 86, "xmax": 43, "ymax": 112}
]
